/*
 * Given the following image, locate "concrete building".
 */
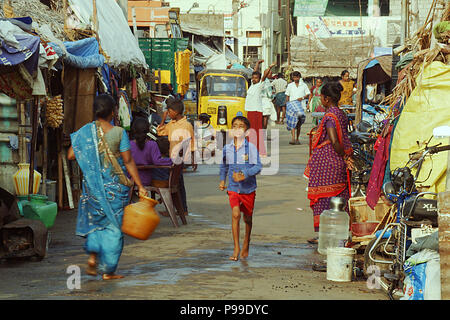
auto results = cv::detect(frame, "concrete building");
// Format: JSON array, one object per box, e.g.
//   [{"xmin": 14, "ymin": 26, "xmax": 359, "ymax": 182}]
[{"xmin": 166, "ymin": 0, "xmax": 288, "ymax": 70}]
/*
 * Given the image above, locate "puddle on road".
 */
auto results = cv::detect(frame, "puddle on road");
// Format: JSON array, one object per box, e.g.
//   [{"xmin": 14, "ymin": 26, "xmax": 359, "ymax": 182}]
[
  {"xmin": 114, "ymin": 241, "xmax": 322, "ymax": 288},
  {"xmin": 187, "ymin": 212, "xmax": 230, "ymax": 230},
  {"xmin": 76, "ymin": 212, "xmax": 323, "ymax": 292},
  {"xmin": 184, "ymin": 164, "xmax": 306, "ymax": 177},
  {"xmin": 112, "ymin": 212, "xmax": 322, "ymax": 288}
]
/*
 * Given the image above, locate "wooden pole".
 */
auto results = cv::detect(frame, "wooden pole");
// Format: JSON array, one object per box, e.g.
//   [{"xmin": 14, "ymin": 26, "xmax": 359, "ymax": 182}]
[
  {"xmin": 132, "ymin": 7, "xmax": 138, "ymax": 41},
  {"xmin": 57, "ymin": 128, "xmax": 63, "ymax": 209},
  {"xmin": 400, "ymin": 0, "xmax": 408, "ymax": 44},
  {"xmin": 92, "ymin": 0, "xmax": 100, "ymax": 44},
  {"xmin": 438, "ymin": 190, "xmax": 450, "ymax": 300},
  {"xmin": 17, "ymin": 101, "xmax": 26, "ymax": 163},
  {"xmin": 63, "ymin": 0, "xmax": 67, "ymax": 31},
  {"xmin": 42, "ymin": 104, "xmax": 48, "ymax": 196},
  {"xmin": 61, "ymin": 149, "xmax": 74, "ymax": 209},
  {"xmin": 286, "ymin": 0, "xmax": 291, "ymax": 67},
  {"xmin": 28, "ymin": 98, "xmax": 39, "ymax": 198}
]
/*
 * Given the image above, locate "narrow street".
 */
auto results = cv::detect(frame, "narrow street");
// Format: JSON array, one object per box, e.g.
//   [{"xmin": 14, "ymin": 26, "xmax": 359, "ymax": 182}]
[{"xmin": 0, "ymin": 115, "xmax": 385, "ymax": 300}]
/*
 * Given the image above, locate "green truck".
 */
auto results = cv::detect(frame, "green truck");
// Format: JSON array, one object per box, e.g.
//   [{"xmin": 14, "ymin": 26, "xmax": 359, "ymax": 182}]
[{"xmin": 138, "ymin": 38, "xmax": 189, "ymax": 93}]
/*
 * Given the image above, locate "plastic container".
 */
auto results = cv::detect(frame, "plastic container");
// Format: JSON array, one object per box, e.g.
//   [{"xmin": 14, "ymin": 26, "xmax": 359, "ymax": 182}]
[
  {"xmin": 318, "ymin": 197, "xmax": 350, "ymax": 255},
  {"xmin": 13, "ymin": 163, "xmax": 41, "ymax": 196},
  {"xmin": 326, "ymin": 247, "xmax": 356, "ymax": 282},
  {"xmin": 21, "ymin": 194, "xmax": 58, "ymax": 229},
  {"xmin": 39, "ymin": 180, "xmax": 57, "ymax": 202},
  {"xmin": 122, "ymin": 195, "xmax": 160, "ymax": 240}
]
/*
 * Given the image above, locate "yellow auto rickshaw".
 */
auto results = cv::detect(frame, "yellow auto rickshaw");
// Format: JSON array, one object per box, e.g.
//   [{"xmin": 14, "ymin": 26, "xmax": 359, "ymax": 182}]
[{"xmin": 197, "ymin": 69, "xmax": 249, "ymax": 131}]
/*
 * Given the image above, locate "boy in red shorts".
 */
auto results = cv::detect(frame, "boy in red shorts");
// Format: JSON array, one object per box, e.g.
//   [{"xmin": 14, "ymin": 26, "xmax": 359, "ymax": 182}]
[{"xmin": 219, "ymin": 116, "xmax": 262, "ymax": 261}]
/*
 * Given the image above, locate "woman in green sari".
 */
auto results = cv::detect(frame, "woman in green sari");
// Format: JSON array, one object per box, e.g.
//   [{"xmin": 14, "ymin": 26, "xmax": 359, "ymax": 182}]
[{"xmin": 307, "ymin": 78, "xmax": 325, "ymax": 126}]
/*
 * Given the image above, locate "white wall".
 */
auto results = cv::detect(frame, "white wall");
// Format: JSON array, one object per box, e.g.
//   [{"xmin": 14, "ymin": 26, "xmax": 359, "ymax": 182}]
[{"xmin": 167, "ymin": 0, "xmax": 233, "ymax": 14}]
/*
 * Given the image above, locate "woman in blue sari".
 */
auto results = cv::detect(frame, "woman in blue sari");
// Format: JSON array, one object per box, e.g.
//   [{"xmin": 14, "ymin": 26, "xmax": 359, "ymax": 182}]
[{"xmin": 68, "ymin": 94, "xmax": 147, "ymax": 280}]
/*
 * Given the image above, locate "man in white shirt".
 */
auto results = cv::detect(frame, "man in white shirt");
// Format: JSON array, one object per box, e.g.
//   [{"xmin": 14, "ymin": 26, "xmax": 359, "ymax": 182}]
[
  {"xmin": 271, "ymin": 73, "xmax": 288, "ymax": 124},
  {"xmin": 285, "ymin": 71, "xmax": 309, "ymax": 145},
  {"xmin": 285, "ymin": 71, "xmax": 310, "ymax": 110},
  {"xmin": 245, "ymin": 60, "xmax": 276, "ymax": 156}
]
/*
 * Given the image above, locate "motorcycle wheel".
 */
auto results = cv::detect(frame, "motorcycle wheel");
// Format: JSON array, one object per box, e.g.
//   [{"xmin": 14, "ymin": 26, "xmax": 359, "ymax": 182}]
[{"xmin": 363, "ymin": 237, "xmax": 395, "ymax": 294}]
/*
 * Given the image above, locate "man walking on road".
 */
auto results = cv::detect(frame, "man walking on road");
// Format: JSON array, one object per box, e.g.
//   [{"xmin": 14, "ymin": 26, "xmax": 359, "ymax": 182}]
[
  {"xmin": 285, "ymin": 71, "xmax": 310, "ymax": 145},
  {"xmin": 272, "ymin": 73, "xmax": 288, "ymax": 124}
]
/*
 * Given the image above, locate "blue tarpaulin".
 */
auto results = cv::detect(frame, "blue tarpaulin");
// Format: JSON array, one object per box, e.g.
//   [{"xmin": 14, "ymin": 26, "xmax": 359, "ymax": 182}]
[
  {"xmin": 50, "ymin": 37, "xmax": 105, "ymax": 69},
  {"xmin": 365, "ymin": 59, "xmax": 380, "ymax": 69}
]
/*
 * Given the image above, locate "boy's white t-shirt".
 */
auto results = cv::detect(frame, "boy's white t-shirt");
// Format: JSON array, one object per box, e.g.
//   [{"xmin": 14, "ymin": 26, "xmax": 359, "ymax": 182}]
[
  {"xmin": 285, "ymin": 80, "xmax": 310, "ymax": 102},
  {"xmin": 245, "ymin": 81, "xmax": 264, "ymax": 112}
]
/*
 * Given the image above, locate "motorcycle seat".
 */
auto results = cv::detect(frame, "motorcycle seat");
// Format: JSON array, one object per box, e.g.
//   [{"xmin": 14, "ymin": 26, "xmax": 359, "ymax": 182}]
[{"xmin": 403, "ymin": 198, "xmax": 438, "ymax": 226}]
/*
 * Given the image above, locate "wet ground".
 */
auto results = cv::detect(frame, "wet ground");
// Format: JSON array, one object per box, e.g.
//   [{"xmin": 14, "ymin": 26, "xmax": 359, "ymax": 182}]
[{"xmin": 0, "ymin": 115, "xmax": 386, "ymax": 300}]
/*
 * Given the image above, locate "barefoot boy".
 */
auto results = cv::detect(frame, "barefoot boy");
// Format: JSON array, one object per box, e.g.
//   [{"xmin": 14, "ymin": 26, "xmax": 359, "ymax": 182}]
[{"xmin": 219, "ymin": 116, "xmax": 262, "ymax": 261}]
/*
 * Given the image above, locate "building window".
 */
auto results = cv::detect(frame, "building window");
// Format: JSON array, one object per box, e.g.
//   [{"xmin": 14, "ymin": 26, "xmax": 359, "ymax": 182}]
[
  {"xmin": 246, "ymin": 31, "xmax": 262, "ymax": 38},
  {"xmin": 243, "ymin": 46, "xmax": 261, "ymax": 65}
]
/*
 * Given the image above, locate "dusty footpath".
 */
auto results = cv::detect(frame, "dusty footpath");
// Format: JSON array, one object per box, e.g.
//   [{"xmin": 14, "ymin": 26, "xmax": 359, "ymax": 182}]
[{"xmin": 0, "ymin": 115, "xmax": 386, "ymax": 300}]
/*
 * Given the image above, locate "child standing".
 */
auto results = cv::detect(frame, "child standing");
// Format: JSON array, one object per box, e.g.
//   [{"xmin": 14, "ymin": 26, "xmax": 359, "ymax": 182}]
[
  {"xmin": 219, "ymin": 116, "xmax": 262, "ymax": 261},
  {"xmin": 157, "ymin": 99, "xmax": 197, "ymax": 215}
]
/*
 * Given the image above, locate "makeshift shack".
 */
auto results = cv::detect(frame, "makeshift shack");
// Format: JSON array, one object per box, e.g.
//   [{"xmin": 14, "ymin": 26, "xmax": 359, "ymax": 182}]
[
  {"xmin": 0, "ymin": 0, "xmax": 151, "ymax": 214},
  {"xmin": 355, "ymin": 54, "xmax": 392, "ymax": 124}
]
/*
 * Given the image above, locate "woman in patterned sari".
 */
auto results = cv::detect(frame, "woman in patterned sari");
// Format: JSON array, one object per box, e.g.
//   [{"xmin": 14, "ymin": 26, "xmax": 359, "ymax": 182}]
[
  {"xmin": 304, "ymin": 82, "xmax": 355, "ymax": 244},
  {"xmin": 68, "ymin": 94, "xmax": 147, "ymax": 280}
]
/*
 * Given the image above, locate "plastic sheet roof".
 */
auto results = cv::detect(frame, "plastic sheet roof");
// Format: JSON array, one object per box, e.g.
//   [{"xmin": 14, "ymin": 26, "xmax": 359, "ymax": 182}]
[{"xmin": 67, "ymin": 0, "xmax": 147, "ymax": 68}]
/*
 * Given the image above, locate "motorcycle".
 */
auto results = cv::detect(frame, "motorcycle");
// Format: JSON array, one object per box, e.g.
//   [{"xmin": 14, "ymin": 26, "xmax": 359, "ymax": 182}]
[
  {"xmin": 349, "ymin": 106, "xmax": 386, "ymax": 197},
  {"xmin": 363, "ymin": 131, "xmax": 450, "ymax": 299}
]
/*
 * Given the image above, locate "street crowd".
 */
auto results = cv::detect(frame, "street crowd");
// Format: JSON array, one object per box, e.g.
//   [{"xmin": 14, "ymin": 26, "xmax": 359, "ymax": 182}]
[{"xmin": 67, "ymin": 61, "xmax": 358, "ymax": 279}]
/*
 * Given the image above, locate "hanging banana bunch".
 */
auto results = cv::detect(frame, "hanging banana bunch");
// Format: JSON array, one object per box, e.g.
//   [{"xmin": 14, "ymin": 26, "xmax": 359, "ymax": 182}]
[{"xmin": 45, "ymin": 95, "xmax": 64, "ymax": 128}]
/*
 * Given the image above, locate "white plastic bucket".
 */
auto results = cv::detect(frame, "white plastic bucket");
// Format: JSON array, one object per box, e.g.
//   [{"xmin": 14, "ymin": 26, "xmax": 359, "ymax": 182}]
[{"xmin": 326, "ymin": 247, "xmax": 356, "ymax": 282}]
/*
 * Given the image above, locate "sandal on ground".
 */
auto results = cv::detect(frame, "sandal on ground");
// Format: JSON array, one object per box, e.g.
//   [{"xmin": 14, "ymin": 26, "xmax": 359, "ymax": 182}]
[
  {"xmin": 102, "ymin": 273, "xmax": 124, "ymax": 280},
  {"xmin": 289, "ymin": 141, "xmax": 296, "ymax": 145},
  {"xmin": 307, "ymin": 237, "xmax": 318, "ymax": 244}
]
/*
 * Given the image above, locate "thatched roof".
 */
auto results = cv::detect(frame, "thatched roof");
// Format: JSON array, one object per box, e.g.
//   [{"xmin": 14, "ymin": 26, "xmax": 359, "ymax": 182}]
[
  {"xmin": 289, "ymin": 35, "xmax": 375, "ymax": 78},
  {"xmin": 0, "ymin": 0, "xmax": 68, "ymax": 41}
]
